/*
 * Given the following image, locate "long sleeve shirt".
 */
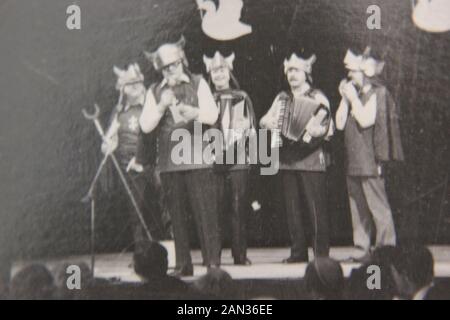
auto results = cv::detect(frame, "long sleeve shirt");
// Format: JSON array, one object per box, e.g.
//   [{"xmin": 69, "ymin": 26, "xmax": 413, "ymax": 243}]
[
  {"xmin": 140, "ymin": 74, "xmax": 218, "ymax": 133},
  {"xmin": 336, "ymin": 84, "xmax": 377, "ymax": 131},
  {"xmin": 138, "ymin": 73, "xmax": 219, "ymax": 172}
]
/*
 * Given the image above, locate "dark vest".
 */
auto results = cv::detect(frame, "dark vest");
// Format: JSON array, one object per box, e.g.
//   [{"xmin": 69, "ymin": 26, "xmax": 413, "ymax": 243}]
[
  {"xmin": 116, "ymin": 104, "xmax": 143, "ymax": 169},
  {"xmin": 152, "ymin": 75, "xmax": 214, "ymax": 172},
  {"xmin": 344, "ymin": 87, "xmax": 379, "ymax": 176},
  {"xmin": 279, "ymin": 89, "xmax": 330, "ymax": 172}
]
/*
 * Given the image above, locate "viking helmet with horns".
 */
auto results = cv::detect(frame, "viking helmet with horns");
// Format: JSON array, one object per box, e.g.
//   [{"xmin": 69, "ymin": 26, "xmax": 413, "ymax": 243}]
[
  {"xmin": 144, "ymin": 36, "xmax": 188, "ymax": 71},
  {"xmin": 113, "ymin": 63, "xmax": 144, "ymax": 90},
  {"xmin": 283, "ymin": 53, "xmax": 317, "ymax": 75},
  {"xmin": 344, "ymin": 47, "xmax": 385, "ymax": 78},
  {"xmin": 203, "ymin": 51, "xmax": 235, "ymax": 73}
]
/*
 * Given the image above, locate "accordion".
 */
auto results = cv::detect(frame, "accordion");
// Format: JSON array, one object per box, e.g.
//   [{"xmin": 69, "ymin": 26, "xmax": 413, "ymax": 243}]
[{"xmin": 271, "ymin": 92, "xmax": 330, "ymax": 148}]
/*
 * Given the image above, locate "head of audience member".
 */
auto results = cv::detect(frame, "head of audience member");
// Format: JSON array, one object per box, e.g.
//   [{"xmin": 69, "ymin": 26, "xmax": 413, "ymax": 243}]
[
  {"xmin": 9, "ymin": 264, "xmax": 55, "ymax": 300},
  {"xmin": 53, "ymin": 262, "xmax": 92, "ymax": 299},
  {"xmin": 390, "ymin": 245, "xmax": 434, "ymax": 300},
  {"xmin": 304, "ymin": 258, "xmax": 344, "ymax": 300},
  {"xmin": 194, "ymin": 268, "xmax": 235, "ymax": 299},
  {"xmin": 369, "ymin": 245, "xmax": 399, "ymax": 293},
  {"xmin": 345, "ymin": 246, "xmax": 399, "ymax": 300},
  {"xmin": 133, "ymin": 241, "xmax": 168, "ymax": 282}
]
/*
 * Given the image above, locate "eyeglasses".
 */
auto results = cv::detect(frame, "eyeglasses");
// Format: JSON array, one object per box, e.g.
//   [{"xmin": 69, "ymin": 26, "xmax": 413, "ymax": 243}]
[{"xmin": 162, "ymin": 59, "xmax": 183, "ymax": 72}]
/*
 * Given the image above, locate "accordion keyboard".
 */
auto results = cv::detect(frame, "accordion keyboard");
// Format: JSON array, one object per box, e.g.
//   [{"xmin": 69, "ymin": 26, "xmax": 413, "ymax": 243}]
[{"xmin": 271, "ymin": 94, "xmax": 288, "ymax": 148}]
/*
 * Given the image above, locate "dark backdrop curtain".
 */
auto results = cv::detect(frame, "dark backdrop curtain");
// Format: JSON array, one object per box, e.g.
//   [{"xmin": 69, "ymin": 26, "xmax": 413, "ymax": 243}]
[{"xmin": 0, "ymin": 0, "xmax": 448, "ymax": 259}]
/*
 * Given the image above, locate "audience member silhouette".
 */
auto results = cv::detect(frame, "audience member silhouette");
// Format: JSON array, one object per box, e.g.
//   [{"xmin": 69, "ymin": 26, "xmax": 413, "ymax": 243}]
[
  {"xmin": 304, "ymin": 258, "xmax": 344, "ymax": 300},
  {"xmin": 132, "ymin": 241, "xmax": 195, "ymax": 299},
  {"xmin": 9, "ymin": 264, "xmax": 55, "ymax": 300},
  {"xmin": 345, "ymin": 245, "xmax": 398, "ymax": 300},
  {"xmin": 194, "ymin": 268, "xmax": 236, "ymax": 299},
  {"xmin": 391, "ymin": 245, "xmax": 435, "ymax": 300},
  {"xmin": 53, "ymin": 262, "xmax": 93, "ymax": 299}
]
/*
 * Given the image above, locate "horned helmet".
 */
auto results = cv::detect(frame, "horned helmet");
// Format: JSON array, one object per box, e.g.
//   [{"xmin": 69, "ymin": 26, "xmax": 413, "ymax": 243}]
[
  {"xmin": 344, "ymin": 47, "xmax": 385, "ymax": 78},
  {"xmin": 113, "ymin": 63, "xmax": 144, "ymax": 90},
  {"xmin": 203, "ymin": 51, "xmax": 235, "ymax": 73},
  {"xmin": 144, "ymin": 36, "xmax": 188, "ymax": 71},
  {"xmin": 283, "ymin": 53, "xmax": 317, "ymax": 75}
]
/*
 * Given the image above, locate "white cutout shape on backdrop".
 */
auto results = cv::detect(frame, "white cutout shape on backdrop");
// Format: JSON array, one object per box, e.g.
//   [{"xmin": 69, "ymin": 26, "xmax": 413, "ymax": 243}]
[
  {"xmin": 412, "ymin": 0, "xmax": 450, "ymax": 33},
  {"xmin": 196, "ymin": 0, "xmax": 253, "ymax": 41}
]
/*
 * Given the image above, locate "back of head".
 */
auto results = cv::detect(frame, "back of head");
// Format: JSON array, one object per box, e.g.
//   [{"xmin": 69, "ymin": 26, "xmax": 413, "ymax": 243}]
[
  {"xmin": 304, "ymin": 258, "xmax": 344, "ymax": 300},
  {"xmin": 54, "ymin": 262, "xmax": 92, "ymax": 288},
  {"xmin": 53, "ymin": 262, "xmax": 92, "ymax": 300},
  {"xmin": 194, "ymin": 268, "xmax": 234, "ymax": 299},
  {"xmin": 10, "ymin": 264, "xmax": 54, "ymax": 300},
  {"xmin": 133, "ymin": 241, "xmax": 168, "ymax": 281},
  {"xmin": 391, "ymin": 245, "xmax": 434, "ymax": 290},
  {"xmin": 345, "ymin": 246, "xmax": 399, "ymax": 300}
]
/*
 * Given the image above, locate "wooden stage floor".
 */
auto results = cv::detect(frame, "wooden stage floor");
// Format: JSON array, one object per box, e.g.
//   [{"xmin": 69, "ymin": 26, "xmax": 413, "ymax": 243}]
[{"xmin": 13, "ymin": 243, "xmax": 450, "ymax": 282}]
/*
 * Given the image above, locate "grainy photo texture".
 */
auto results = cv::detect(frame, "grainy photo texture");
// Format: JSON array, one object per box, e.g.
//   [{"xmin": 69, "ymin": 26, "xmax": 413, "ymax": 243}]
[{"xmin": 0, "ymin": 0, "xmax": 449, "ymax": 302}]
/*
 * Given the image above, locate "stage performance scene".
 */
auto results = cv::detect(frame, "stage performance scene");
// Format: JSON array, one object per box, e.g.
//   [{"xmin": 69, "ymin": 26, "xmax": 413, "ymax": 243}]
[{"xmin": 1, "ymin": 0, "xmax": 449, "ymax": 301}]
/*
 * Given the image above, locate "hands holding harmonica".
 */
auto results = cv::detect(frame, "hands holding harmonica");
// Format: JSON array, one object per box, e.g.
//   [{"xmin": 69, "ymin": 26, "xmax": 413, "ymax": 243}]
[
  {"xmin": 158, "ymin": 89, "xmax": 199, "ymax": 122},
  {"xmin": 339, "ymin": 79, "xmax": 359, "ymax": 104}
]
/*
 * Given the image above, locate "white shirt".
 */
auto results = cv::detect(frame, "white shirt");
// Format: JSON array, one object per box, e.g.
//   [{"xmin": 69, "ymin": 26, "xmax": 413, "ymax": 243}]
[
  {"xmin": 139, "ymin": 74, "xmax": 219, "ymax": 133},
  {"xmin": 336, "ymin": 84, "xmax": 377, "ymax": 130}
]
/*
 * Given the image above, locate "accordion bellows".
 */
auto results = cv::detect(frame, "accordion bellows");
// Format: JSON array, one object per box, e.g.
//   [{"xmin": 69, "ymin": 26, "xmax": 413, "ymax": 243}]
[{"xmin": 273, "ymin": 93, "xmax": 328, "ymax": 147}]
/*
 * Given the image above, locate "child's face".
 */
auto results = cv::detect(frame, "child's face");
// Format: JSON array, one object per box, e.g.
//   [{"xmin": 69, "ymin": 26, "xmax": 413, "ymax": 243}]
[
  {"xmin": 124, "ymin": 82, "xmax": 145, "ymax": 103},
  {"xmin": 211, "ymin": 66, "xmax": 231, "ymax": 90}
]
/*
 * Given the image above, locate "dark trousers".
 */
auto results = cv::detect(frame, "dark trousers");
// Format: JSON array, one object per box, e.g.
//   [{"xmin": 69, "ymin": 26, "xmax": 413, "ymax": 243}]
[
  {"xmin": 222, "ymin": 170, "xmax": 250, "ymax": 263},
  {"xmin": 126, "ymin": 171, "xmax": 165, "ymax": 245},
  {"xmin": 281, "ymin": 170, "xmax": 330, "ymax": 259},
  {"xmin": 160, "ymin": 169, "xmax": 222, "ymax": 270}
]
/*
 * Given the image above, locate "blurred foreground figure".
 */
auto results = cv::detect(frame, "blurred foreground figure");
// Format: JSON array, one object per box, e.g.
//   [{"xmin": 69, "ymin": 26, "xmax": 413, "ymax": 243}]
[
  {"xmin": 345, "ymin": 245, "xmax": 398, "ymax": 300},
  {"xmin": 194, "ymin": 267, "xmax": 236, "ymax": 299},
  {"xmin": 10, "ymin": 264, "xmax": 55, "ymax": 300},
  {"xmin": 391, "ymin": 245, "xmax": 435, "ymax": 300},
  {"xmin": 304, "ymin": 258, "xmax": 344, "ymax": 300},
  {"xmin": 53, "ymin": 262, "xmax": 92, "ymax": 300},
  {"xmin": 133, "ymin": 241, "xmax": 193, "ymax": 299}
]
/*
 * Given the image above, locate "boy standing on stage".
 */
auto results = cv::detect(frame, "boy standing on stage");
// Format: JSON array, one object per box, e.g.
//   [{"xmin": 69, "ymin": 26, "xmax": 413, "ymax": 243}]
[
  {"xmin": 140, "ymin": 37, "xmax": 221, "ymax": 276},
  {"xmin": 336, "ymin": 47, "xmax": 404, "ymax": 261},
  {"xmin": 203, "ymin": 51, "xmax": 256, "ymax": 265},
  {"xmin": 260, "ymin": 53, "xmax": 334, "ymax": 263},
  {"xmin": 102, "ymin": 63, "xmax": 163, "ymax": 248}
]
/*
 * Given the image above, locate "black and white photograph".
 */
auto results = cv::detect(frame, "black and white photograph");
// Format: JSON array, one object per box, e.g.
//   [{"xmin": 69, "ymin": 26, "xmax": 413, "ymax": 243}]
[{"xmin": 0, "ymin": 0, "xmax": 449, "ymax": 303}]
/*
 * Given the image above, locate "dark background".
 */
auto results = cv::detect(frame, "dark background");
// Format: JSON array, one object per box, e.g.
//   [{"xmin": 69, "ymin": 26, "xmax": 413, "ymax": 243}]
[{"xmin": 0, "ymin": 0, "xmax": 448, "ymax": 260}]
